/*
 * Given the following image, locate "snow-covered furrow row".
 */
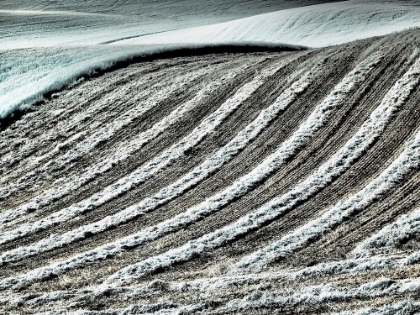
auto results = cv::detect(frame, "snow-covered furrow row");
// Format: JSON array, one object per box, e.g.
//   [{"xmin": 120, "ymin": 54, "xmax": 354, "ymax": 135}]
[
  {"xmin": 1, "ymin": 286, "xmax": 203, "ymax": 315},
  {"xmin": 139, "ymin": 256, "xmax": 407, "ymax": 295},
  {"xmin": 0, "ymin": 63, "xmax": 168, "ymax": 176},
  {"xmin": 99, "ymin": 51, "xmax": 403, "ymax": 286},
  {"xmin": 0, "ymin": 64, "xmax": 197, "ymax": 171},
  {"xmin": 94, "ymin": 53, "xmax": 383, "ymax": 288},
  {"xmin": 0, "ymin": 64, "xmax": 157, "ymax": 164},
  {"xmin": 0, "ymin": 62, "xmax": 313, "ymax": 263},
  {"xmin": 216, "ymin": 277, "xmax": 420, "ymax": 313},
  {"xmin": 0, "ymin": 62, "xmax": 245, "ymax": 230},
  {"xmin": 0, "ymin": 58, "xmax": 283, "ymax": 272},
  {"xmin": 0, "ymin": 47, "xmax": 367, "ymax": 288},
  {"xmin": 352, "ymin": 207, "xmax": 420, "ymax": 258},
  {"xmin": 0, "ymin": 56, "xmax": 221, "ymax": 157},
  {"xmin": 232, "ymin": 57, "xmax": 420, "ymax": 273},
  {"xmin": 39, "ymin": 301, "xmax": 420, "ymax": 315},
  {"xmin": 0, "ymin": 67, "xmax": 208, "ymax": 204}
]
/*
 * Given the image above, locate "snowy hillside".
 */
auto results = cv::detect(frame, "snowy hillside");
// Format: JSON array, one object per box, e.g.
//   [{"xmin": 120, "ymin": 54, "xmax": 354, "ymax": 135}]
[
  {"xmin": 113, "ymin": 1, "xmax": 420, "ymax": 47},
  {"xmin": 1, "ymin": 29, "xmax": 420, "ymax": 314},
  {"xmin": 1, "ymin": 1, "xmax": 420, "ymax": 119},
  {"xmin": 2, "ymin": 1, "xmax": 420, "ymax": 314}
]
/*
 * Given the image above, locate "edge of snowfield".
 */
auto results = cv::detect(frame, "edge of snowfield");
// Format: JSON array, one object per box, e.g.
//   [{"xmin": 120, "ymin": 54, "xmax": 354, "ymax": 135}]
[
  {"xmin": 112, "ymin": 0, "xmax": 420, "ymax": 47},
  {"xmin": 2, "ymin": 0, "xmax": 420, "ymax": 121},
  {"xmin": 0, "ymin": 42, "xmax": 304, "ymax": 120}
]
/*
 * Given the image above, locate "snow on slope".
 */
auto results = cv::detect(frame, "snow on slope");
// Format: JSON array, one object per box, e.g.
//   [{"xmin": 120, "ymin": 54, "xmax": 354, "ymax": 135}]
[
  {"xmin": 2, "ymin": 0, "xmax": 420, "ymax": 118},
  {"xmin": 0, "ymin": 42, "xmax": 303, "ymax": 119},
  {"xmin": 114, "ymin": 1, "xmax": 420, "ymax": 47},
  {"xmin": 0, "ymin": 45, "xmax": 168, "ymax": 118}
]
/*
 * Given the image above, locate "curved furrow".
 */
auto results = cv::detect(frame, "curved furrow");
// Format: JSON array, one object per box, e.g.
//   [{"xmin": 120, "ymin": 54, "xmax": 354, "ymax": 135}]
[
  {"xmin": 5, "ymin": 57, "xmax": 305, "ymax": 252},
  {"xmin": 298, "ymin": 167, "xmax": 420, "ymax": 265},
  {"xmin": 226, "ymin": 55, "xmax": 420, "ymax": 273},
  {"xmin": 353, "ymin": 206, "xmax": 420, "ymax": 258},
  {"xmin": 0, "ymin": 61, "xmax": 315, "ymax": 264},
  {"xmin": 23, "ymin": 275, "xmax": 420, "ymax": 314},
  {"xmin": 0, "ymin": 55, "xmax": 285, "ymax": 254},
  {"xmin": 0, "ymin": 59, "xmax": 189, "ymax": 167},
  {"xmin": 0, "ymin": 54, "xmax": 316, "ymax": 282},
  {"xmin": 0, "ymin": 60, "xmax": 189, "ymax": 191},
  {"xmin": 127, "ymin": 38, "xmax": 415, "ymax": 282},
  {"xmin": 85, "ymin": 49, "xmax": 414, "ymax": 286},
  {"xmin": 209, "ymin": 277, "xmax": 420, "ymax": 314},
  {"xmin": 332, "ymin": 302, "xmax": 420, "ymax": 315},
  {"xmin": 0, "ymin": 64, "xmax": 213, "ymax": 204},
  {"xmin": 1, "ymin": 52, "xmax": 326, "ymax": 277},
  {"xmin": 232, "ymin": 58, "xmax": 420, "ymax": 273},
  {"xmin": 86, "ymin": 48, "xmax": 390, "ymax": 287},
  {"xmin": 0, "ymin": 59, "xmax": 250, "ymax": 227},
  {"xmin": 2, "ymin": 29, "xmax": 420, "ymax": 314},
  {"xmin": 0, "ymin": 56, "xmax": 237, "ymax": 179},
  {"xmin": 2, "ymin": 251, "xmax": 418, "ymax": 313},
  {"xmin": 0, "ymin": 62, "xmax": 164, "ymax": 173}
]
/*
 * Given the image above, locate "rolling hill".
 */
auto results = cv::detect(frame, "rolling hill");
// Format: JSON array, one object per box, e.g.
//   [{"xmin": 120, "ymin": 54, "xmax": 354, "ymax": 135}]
[{"xmin": 0, "ymin": 28, "xmax": 420, "ymax": 314}]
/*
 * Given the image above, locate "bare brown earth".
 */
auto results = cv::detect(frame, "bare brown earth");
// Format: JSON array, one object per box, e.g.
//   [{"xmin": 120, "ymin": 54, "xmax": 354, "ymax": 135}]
[{"xmin": 0, "ymin": 29, "xmax": 420, "ymax": 314}]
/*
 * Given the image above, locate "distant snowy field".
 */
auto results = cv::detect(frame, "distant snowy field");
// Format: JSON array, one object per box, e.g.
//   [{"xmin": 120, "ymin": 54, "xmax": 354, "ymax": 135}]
[{"xmin": 1, "ymin": 0, "xmax": 420, "ymax": 118}]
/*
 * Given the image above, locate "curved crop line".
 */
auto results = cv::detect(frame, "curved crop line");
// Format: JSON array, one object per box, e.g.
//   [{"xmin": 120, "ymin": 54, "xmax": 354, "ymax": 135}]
[
  {"xmin": 0, "ymin": 47, "xmax": 392, "ymax": 291},
  {"xmin": 0, "ymin": 61, "xmax": 247, "ymax": 228},
  {"xmin": 0, "ymin": 66, "xmax": 208, "ymax": 206},
  {"xmin": 139, "ymin": 256, "xmax": 407, "ymax": 295},
  {"xmin": 100, "ymin": 52, "xmax": 420, "ymax": 286},
  {"xmin": 13, "ymin": 300, "xmax": 420, "ymax": 315},
  {"xmin": 233, "ymin": 134, "xmax": 420, "ymax": 273},
  {"xmin": 98, "ymin": 50, "xmax": 391, "ymax": 286},
  {"xmin": 0, "ymin": 64, "xmax": 179, "ymax": 184},
  {"xmin": 0, "ymin": 58, "xmax": 288, "ymax": 279},
  {"xmin": 232, "ymin": 57, "xmax": 420, "ymax": 273},
  {"xmin": 0, "ymin": 63, "xmax": 163, "ymax": 174},
  {"xmin": 0, "ymin": 57, "xmax": 271, "ymax": 244},
  {"xmin": 352, "ymin": 206, "xmax": 420, "ymax": 257},
  {"xmin": 0, "ymin": 57, "xmax": 307, "ymax": 266},
  {"xmin": 37, "ymin": 303, "xmax": 205, "ymax": 315},
  {"xmin": 31, "ymin": 277, "xmax": 420, "ymax": 314}
]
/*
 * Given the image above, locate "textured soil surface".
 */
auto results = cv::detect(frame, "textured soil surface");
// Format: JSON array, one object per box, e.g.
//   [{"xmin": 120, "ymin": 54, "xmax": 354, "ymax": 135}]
[{"xmin": 1, "ymin": 29, "xmax": 420, "ymax": 314}]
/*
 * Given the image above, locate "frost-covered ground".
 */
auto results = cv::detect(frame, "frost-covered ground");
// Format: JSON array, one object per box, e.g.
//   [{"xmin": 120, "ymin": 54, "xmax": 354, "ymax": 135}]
[
  {"xmin": 1, "ymin": 0, "xmax": 420, "ymax": 118},
  {"xmin": 2, "ymin": 1, "xmax": 420, "ymax": 314},
  {"xmin": 2, "ymin": 30, "xmax": 420, "ymax": 313}
]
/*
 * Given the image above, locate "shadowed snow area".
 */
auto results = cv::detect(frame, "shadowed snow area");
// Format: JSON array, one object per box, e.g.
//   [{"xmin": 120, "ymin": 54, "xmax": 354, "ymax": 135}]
[{"xmin": 1, "ymin": 0, "xmax": 420, "ymax": 118}]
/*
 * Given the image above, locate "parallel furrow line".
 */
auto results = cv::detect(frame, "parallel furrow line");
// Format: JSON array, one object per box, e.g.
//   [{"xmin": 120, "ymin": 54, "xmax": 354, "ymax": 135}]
[
  {"xmin": 0, "ymin": 61, "xmax": 313, "ymax": 262},
  {"xmin": 97, "ymin": 50, "xmax": 392, "ymax": 286},
  {"xmin": 0, "ymin": 57, "xmax": 285, "ymax": 278},
  {"xmin": 0, "ymin": 66, "xmax": 208, "ymax": 203},
  {"xmin": 333, "ymin": 301, "xmax": 420, "ymax": 315},
  {"xmin": 2, "ymin": 252, "xmax": 419, "ymax": 310},
  {"xmin": 0, "ymin": 63, "xmax": 163, "ymax": 174},
  {"xmin": 0, "ymin": 61, "xmax": 248, "ymax": 229},
  {"xmin": 214, "ymin": 278, "xmax": 420, "ymax": 314}
]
